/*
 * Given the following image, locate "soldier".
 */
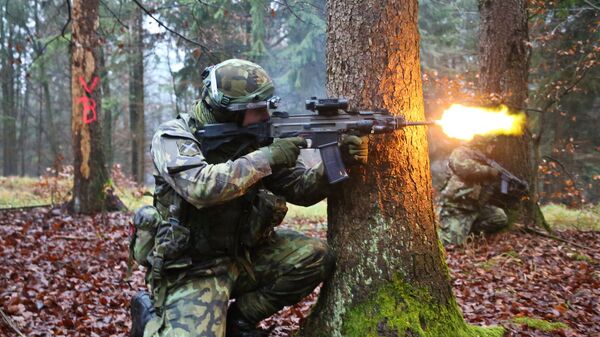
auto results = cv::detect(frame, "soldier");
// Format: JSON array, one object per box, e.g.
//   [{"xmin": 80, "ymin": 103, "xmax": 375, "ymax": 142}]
[
  {"xmin": 437, "ymin": 137, "xmax": 509, "ymax": 246},
  {"xmin": 129, "ymin": 59, "xmax": 369, "ymax": 337}
]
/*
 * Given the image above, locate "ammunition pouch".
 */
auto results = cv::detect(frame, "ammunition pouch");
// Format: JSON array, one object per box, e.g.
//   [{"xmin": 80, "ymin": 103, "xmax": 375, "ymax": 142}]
[
  {"xmin": 150, "ymin": 197, "xmax": 192, "ymax": 311},
  {"xmin": 241, "ymin": 188, "xmax": 288, "ymax": 248},
  {"xmin": 130, "ymin": 206, "xmax": 162, "ymax": 268}
]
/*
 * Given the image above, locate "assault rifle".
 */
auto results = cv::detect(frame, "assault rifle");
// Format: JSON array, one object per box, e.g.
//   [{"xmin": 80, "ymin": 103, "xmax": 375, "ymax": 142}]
[
  {"xmin": 194, "ymin": 97, "xmax": 433, "ymax": 184},
  {"xmin": 470, "ymin": 149, "xmax": 529, "ymax": 198}
]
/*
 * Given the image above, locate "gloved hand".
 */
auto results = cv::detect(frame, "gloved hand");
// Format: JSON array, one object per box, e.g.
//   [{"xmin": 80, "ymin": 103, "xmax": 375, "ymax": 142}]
[
  {"xmin": 341, "ymin": 135, "xmax": 369, "ymax": 165},
  {"xmin": 260, "ymin": 137, "xmax": 307, "ymax": 168},
  {"xmin": 487, "ymin": 167, "xmax": 501, "ymax": 178}
]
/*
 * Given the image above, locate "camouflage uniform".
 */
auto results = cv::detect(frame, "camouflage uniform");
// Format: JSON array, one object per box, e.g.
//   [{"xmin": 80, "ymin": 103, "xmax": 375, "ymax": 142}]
[
  {"xmin": 142, "ymin": 109, "xmax": 333, "ymax": 337},
  {"xmin": 437, "ymin": 145, "xmax": 508, "ymax": 245}
]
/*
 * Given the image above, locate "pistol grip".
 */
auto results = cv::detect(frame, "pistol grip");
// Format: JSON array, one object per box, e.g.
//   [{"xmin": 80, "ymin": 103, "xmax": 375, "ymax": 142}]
[{"xmin": 318, "ymin": 142, "xmax": 349, "ymax": 184}]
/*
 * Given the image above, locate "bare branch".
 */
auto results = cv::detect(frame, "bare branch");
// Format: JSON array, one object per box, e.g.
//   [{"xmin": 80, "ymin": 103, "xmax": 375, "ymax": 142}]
[
  {"xmin": 0, "ymin": 308, "xmax": 26, "ymax": 337},
  {"xmin": 61, "ymin": 0, "xmax": 71, "ymax": 38},
  {"xmin": 583, "ymin": 0, "xmax": 600, "ymax": 10},
  {"xmin": 99, "ymin": 0, "xmax": 129, "ymax": 29},
  {"xmin": 131, "ymin": 0, "xmax": 216, "ymax": 61}
]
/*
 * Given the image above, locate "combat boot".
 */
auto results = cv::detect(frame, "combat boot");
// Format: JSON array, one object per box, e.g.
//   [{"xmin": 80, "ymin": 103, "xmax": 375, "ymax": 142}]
[
  {"xmin": 226, "ymin": 303, "xmax": 270, "ymax": 337},
  {"xmin": 130, "ymin": 291, "xmax": 156, "ymax": 337}
]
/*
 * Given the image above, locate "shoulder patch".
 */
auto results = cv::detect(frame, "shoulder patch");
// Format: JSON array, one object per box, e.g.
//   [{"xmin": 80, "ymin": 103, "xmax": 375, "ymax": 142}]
[{"xmin": 177, "ymin": 139, "xmax": 201, "ymax": 157}]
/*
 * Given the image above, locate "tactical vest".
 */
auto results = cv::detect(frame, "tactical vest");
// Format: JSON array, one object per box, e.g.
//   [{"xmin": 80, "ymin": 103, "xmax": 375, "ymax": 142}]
[{"xmin": 152, "ymin": 115, "xmax": 287, "ymax": 265}]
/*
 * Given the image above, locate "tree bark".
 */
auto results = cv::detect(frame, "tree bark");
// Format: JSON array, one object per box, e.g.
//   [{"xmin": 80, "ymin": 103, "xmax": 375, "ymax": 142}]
[
  {"xmin": 304, "ymin": 1, "xmax": 502, "ymax": 336},
  {"xmin": 478, "ymin": 0, "xmax": 540, "ymax": 225},
  {"xmin": 99, "ymin": 47, "xmax": 113, "ymax": 168},
  {"xmin": 37, "ymin": 79, "xmax": 43, "ymax": 176},
  {"xmin": 1, "ymin": 7, "xmax": 18, "ymax": 176},
  {"xmin": 129, "ymin": 7, "xmax": 145, "ymax": 183},
  {"xmin": 69, "ymin": 0, "xmax": 110, "ymax": 214},
  {"xmin": 19, "ymin": 78, "xmax": 30, "ymax": 176},
  {"xmin": 40, "ymin": 60, "xmax": 59, "ymax": 158}
]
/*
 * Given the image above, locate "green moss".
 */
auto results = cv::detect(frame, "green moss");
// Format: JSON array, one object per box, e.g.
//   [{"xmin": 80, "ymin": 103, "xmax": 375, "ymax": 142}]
[
  {"xmin": 542, "ymin": 203, "xmax": 600, "ymax": 231},
  {"xmin": 512, "ymin": 317, "xmax": 569, "ymax": 332},
  {"xmin": 571, "ymin": 253, "xmax": 592, "ymax": 262},
  {"xmin": 504, "ymin": 250, "xmax": 519, "ymax": 259},
  {"xmin": 342, "ymin": 275, "xmax": 504, "ymax": 337},
  {"xmin": 478, "ymin": 258, "xmax": 498, "ymax": 270}
]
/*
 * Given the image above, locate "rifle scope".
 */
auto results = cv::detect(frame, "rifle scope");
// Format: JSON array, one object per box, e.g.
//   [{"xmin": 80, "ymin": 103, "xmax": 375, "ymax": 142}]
[{"xmin": 305, "ymin": 97, "xmax": 349, "ymax": 115}]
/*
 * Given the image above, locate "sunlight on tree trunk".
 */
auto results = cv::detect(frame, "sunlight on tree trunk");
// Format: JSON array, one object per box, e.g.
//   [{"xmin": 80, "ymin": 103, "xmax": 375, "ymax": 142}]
[{"xmin": 303, "ymin": 1, "xmax": 503, "ymax": 336}]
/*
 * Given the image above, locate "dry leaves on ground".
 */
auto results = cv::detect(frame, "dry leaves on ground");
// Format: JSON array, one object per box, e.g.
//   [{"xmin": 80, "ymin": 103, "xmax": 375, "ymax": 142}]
[{"xmin": 0, "ymin": 208, "xmax": 598, "ymax": 336}]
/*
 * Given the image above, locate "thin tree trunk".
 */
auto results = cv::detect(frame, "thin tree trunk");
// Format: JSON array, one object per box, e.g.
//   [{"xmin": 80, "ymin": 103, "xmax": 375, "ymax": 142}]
[
  {"xmin": 129, "ymin": 7, "xmax": 145, "ymax": 183},
  {"xmin": 37, "ymin": 80, "xmax": 43, "ymax": 176},
  {"xmin": 2, "ymin": 10, "xmax": 18, "ymax": 176},
  {"xmin": 14, "ymin": 44, "xmax": 22, "ymax": 176},
  {"xmin": 304, "ymin": 1, "xmax": 502, "ymax": 336},
  {"xmin": 99, "ymin": 47, "xmax": 113, "ymax": 169},
  {"xmin": 34, "ymin": 0, "xmax": 43, "ymax": 175},
  {"xmin": 69, "ymin": 0, "xmax": 110, "ymax": 214},
  {"xmin": 479, "ymin": 0, "xmax": 543, "ymax": 226},
  {"xmin": 41, "ymin": 60, "xmax": 59, "ymax": 157},
  {"xmin": 19, "ymin": 79, "xmax": 30, "ymax": 176}
]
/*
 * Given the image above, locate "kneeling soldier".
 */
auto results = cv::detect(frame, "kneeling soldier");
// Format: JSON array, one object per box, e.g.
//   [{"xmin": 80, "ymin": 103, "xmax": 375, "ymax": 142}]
[
  {"xmin": 130, "ymin": 59, "xmax": 368, "ymax": 337},
  {"xmin": 438, "ymin": 137, "xmax": 509, "ymax": 246}
]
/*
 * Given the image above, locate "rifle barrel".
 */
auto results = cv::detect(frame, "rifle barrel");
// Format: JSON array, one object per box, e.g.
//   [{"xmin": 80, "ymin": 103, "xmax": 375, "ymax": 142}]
[{"xmin": 403, "ymin": 121, "xmax": 435, "ymax": 126}]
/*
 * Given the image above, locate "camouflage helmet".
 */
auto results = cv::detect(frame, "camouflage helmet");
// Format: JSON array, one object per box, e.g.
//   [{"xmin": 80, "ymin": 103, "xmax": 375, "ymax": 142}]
[{"xmin": 200, "ymin": 59, "xmax": 275, "ymax": 122}]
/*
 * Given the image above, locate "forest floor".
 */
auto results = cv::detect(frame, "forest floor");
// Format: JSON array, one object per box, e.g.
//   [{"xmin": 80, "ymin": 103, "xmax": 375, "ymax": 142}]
[{"xmin": 0, "ymin": 208, "xmax": 598, "ymax": 337}]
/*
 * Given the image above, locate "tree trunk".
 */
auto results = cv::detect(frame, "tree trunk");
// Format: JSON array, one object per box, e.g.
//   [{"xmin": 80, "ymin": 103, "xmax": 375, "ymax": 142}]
[
  {"xmin": 478, "ymin": 0, "xmax": 540, "ymax": 225},
  {"xmin": 37, "ymin": 80, "xmax": 43, "ymax": 176},
  {"xmin": 304, "ymin": 1, "xmax": 502, "ymax": 336},
  {"xmin": 99, "ymin": 47, "xmax": 113, "ymax": 168},
  {"xmin": 1, "ymin": 10, "xmax": 18, "ymax": 176},
  {"xmin": 129, "ymin": 7, "xmax": 145, "ymax": 183},
  {"xmin": 69, "ymin": 0, "xmax": 110, "ymax": 214},
  {"xmin": 19, "ymin": 79, "xmax": 30, "ymax": 176},
  {"xmin": 41, "ymin": 60, "xmax": 59, "ymax": 157}
]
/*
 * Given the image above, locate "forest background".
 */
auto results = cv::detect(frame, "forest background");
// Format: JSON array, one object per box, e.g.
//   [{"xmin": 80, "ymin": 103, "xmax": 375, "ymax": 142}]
[
  {"xmin": 0, "ymin": 1, "xmax": 599, "ymax": 336},
  {"xmin": 0, "ymin": 0, "xmax": 598, "ymax": 212}
]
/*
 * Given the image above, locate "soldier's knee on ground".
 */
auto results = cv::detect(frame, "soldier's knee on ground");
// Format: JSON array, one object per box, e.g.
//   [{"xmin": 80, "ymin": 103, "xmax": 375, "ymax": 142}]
[
  {"xmin": 273, "ymin": 236, "xmax": 334, "ymax": 291},
  {"xmin": 303, "ymin": 236, "xmax": 335, "ymax": 280},
  {"xmin": 473, "ymin": 206, "xmax": 508, "ymax": 234},
  {"xmin": 438, "ymin": 213, "xmax": 474, "ymax": 246},
  {"xmin": 233, "ymin": 232, "xmax": 334, "ymax": 324}
]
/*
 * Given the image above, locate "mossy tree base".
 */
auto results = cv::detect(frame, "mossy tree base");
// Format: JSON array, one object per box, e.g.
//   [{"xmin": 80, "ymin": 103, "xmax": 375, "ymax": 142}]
[{"xmin": 342, "ymin": 276, "xmax": 504, "ymax": 337}]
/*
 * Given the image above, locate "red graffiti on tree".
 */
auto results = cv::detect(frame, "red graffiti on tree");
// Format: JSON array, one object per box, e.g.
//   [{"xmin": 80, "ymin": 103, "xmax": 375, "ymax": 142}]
[{"xmin": 78, "ymin": 76, "xmax": 100, "ymax": 124}]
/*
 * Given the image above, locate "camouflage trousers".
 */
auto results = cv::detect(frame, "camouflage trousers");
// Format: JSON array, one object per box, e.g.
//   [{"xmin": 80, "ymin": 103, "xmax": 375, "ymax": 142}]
[
  {"xmin": 144, "ymin": 229, "xmax": 334, "ymax": 337},
  {"xmin": 438, "ymin": 205, "xmax": 508, "ymax": 245}
]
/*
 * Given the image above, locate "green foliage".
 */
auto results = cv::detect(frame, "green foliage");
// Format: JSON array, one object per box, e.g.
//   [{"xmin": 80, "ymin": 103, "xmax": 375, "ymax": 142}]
[
  {"xmin": 285, "ymin": 200, "xmax": 326, "ymax": 220},
  {"xmin": 512, "ymin": 317, "xmax": 569, "ymax": 332},
  {"xmin": 542, "ymin": 203, "xmax": 600, "ymax": 231},
  {"xmin": 419, "ymin": 0, "xmax": 479, "ymax": 75},
  {"xmin": 155, "ymin": 0, "xmax": 326, "ymax": 112},
  {"xmin": 0, "ymin": 176, "xmax": 65, "ymax": 207},
  {"xmin": 0, "ymin": 172, "xmax": 151, "ymax": 211}
]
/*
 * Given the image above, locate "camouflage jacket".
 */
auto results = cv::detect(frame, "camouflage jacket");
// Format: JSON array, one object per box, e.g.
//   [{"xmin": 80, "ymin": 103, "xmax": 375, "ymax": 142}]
[
  {"xmin": 439, "ymin": 145, "xmax": 498, "ymax": 211},
  {"xmin": 150, "ymin": 113, "xmax": 328, "ymax": 266}
]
